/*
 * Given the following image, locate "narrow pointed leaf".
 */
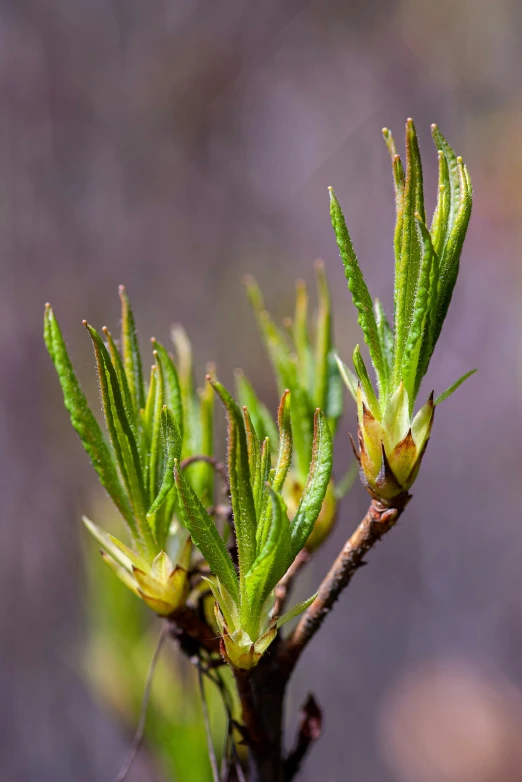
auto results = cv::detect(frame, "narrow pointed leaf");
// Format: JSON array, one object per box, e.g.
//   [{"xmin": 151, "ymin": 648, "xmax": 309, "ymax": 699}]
[
  {"xmin": 353, "ymin": 345, "xmax": 379, "ymax": 418},
  {"xmin": 393, "ymin": 119, "xmax": 426, "ymax": 386},
  {"xmin": 148, "ymin": 354, "xmax": 165, "ymax": 503},
  {"xmin": 209, "ymin": 376, "xmax": 257, "ymax": 579},
  {"xmin": 147, "ymin": 406, "xmax": 181, "ymax": 517},
  {"xmin": 430, "ymin": 150, "xmax": 450, "ymax": 257},
  {"xmin": 293, "ymin": 279, "xmax": 314, "ymax": 397},
  {"xmin": 103, "ymin": 326, "xmax": 138, "ymax": 437},
  {"xmin": 276, "ymin": 592, "xmax": 318, "ymax": 628},
  {"xmin": 85, "ymin": 323, "xmax": 147, "ymax": 523},
  {"xmin": 402, "ymin": 217, "xmax": 435, "ymax": 401},
  {"xmin": 171, "ymin": 324, "xmax": 198, "ymax": 458},
  {"xmin": 324, "ymin": 350, "xmax": 343, "ymax": 433},
  {"xmin": 255, "ymin": 438, "xmax": 272, "ymax": 550},
  {"xmin": 313, "ymin": 260, "xmax": 332, "ymax": 413},
  {"xmin": 174, "ymin": 460, "xmax": 239, "ymax": 603},
  {"xmin": 382, "ymin": 127, "xmax": 405, "ymax": 205},
  {"xmin": 244, "ymin": 277, "xmax": 294, "ymax": 394},
  {"xmin": 272, "ymin": 390, "xmax": 292, "ymax": 493},
  {"xmin": 243, "ymin": 406, "xmax": 262, "ymax": 515},
  {"xmin": 434, "ymin": 369, "xmax": 477, "ymax": 406},
  {"xmin": 245, "ymin": 488, "xmax": 292, "ymax": 624},
  {"xmin": 374, "ymin": 300, "xmax": 394, "ymax": 384},
  {"xmin": 151, "ymin": 339, "xmax": 183, "ymax": 442},
  {"xmin": 235, "ymin": 370, "xmax": 278, "ymax": 446},
  {"xmin": 335, "ymin": 354, "xmax": 358, "ymax": 402},
  {"xmin": 329, "ymin": 186, "xmax": 385, "ymax": 393},
  {"xmin": 44, "ymin": 306, "xmax": 134, "ymax": 530},
  {"xmin": 431, "ymin": 124, "xmax": 461, "ymax": 231},
  {"xmin": 194, "ymin": 377, "xmax": 215, "ymax": 505},
  {"xmin": 82, "ymin": 516, "xmax": 134, "ymax": 572},
  {"xmin": 333, "ymin": 460, "xmax": 358, "ymax": 500},
  {"xmin": 290, "ymin": 410, "xmax": 333, "ymax": 557},
  {"xmin": 100, "ymin": 550, "xmax": 140, "ymax": 596},
  {"xmin": 119, "ymin": 285, "xmax": 145, "ymax": 414}
]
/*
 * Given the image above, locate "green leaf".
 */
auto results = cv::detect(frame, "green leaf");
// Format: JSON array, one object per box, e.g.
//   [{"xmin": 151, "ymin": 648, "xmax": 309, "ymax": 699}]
[
  {"xmin": 244, "ymin": 277, "xmax": 294, "ymax": 395},
  {"xmin": 293, "ymin": 279, "xmax": 314, "ymax": 398},
  {"xmin": 434, "ymin": 369, "xmax": 477, "ymax": 406},
  {"xmin": 374, "ymin": 300, "xmax": 394, "ymax": 382},
  {"xmin": 103, "ymin": 326, "xmax": 138, "ymax": 438},
  {"xmin": 329, "ymin": 186, "xmax": 385, "ymax": 395},
  {"xmin": 43, "ymin": 306, "xmax": 135, "ymax": 534},
  {"xmin": 119, "ymin": 286, "xmax": 145, "ymax": 414},
  {"xmin": 244, "ymin": 277, "xmax": 315, "ymax": 476},
  {"xmin": 353, "ymin": 345, "xmax": 379, "ymax": 418},
  {"xmin": 174, "ymin": 459, "xmax": 239, "ymax": 603},
  {"xmin": 255, "ymin": 438, "xmax": 272, "ymax": 551},
  {"xmin": 194, "ymin": 378, "xmax": 215, "ymax": 506},
  {"xmin": 148, "ymin": 354, "xmax": 165, "ymax": 503},
  {"xmin": 313, "ymin": 260, "xmax": 332, "ymax": 413},
  {"xmin": 151, "ymin": 339, "xmax": 183, "ymax": 442},
  {"xmin": 245, "ymin": 488, "xmax": 292, "ymax": 631},
  {"xmin": 82, "ymin": 516, "xmax": 136, "ymax": 573},
  {"xmin": 401, "ymin": 216, "xmax": 435, "ymax": 402},
  {"xmin": 243, "ymin": 406, "xmax": 262, "ymax": 515},
  {"xmin": 272, "ymin": 390, "xmax": 292, "ymax": 493},
  {"xmin": 276, "ymin": 592, "xmax": 318, "ymax": 629},
  {"xmin": 431, "ymin": 124, "xmax": 461, "ymax": 232},
  {"xmin": 333, "ymin": 460, "xmax": 358, "ymax": 500},
  {"xmin": 235, "ymin": 370, "xmax": 279, "ymax": 446},
  {"xmin": 324, "ymin": 350, "xmax": 343, "ymax": 433},
  {"xmin": 430, "ymin": 150, "xmax": 451, "ymax": 257},
  {"xmin": 202, "ymin": 576, "xmax": 238, "ymax": 630},
  {"xmin": 290, "ymin": 410, "xmax": 333, "ymax": 557},
  {"xmin": 85, "ymin": 323, "xmax": 150, "ymax": 546},
  {"xmin": 147, "ymin": 406, "xmax": 181, "ymax": 533},
  {"xmin": 335, "ymin": 354, "xmax": 358, "ymax": 402},
  {"xmin": 382, "ymin": 127, "xmax": 405, "ymax": 206},
  {"xmin": 429, "ymin": 126, "xmax": 472, "ymax": 352},
  {"xmin": 171, "ymin": 324, "xmax": 198, "ymax": 458},
  {"xmin": 209, "ymin": 376, "xmax": 257, "ymax": 581},
  {"xmin": 393, "ymin": 119, "xmax": 426, "ymax": 388},
  {"xmin": 433, "ymin": 156, "xmax": 473, "ymax": 348}
]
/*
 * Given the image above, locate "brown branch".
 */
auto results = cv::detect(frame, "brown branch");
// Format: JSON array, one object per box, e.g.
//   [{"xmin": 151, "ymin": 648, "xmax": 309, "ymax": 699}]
[
  {"xmin": 279, "ymin": 496, "xmax": 409, "ymax": 672},
  {"xmin": 234, "ymin": 660, "xmax": 287, "ymax": 782},
  {"xmin": 284, "ymin": 693, "xmax": 323, "ymax": 781}
]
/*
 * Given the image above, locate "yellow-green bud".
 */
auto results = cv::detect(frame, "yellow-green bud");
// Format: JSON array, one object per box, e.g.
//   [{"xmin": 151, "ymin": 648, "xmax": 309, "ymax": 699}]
[{"xmin": 352, "ymin": 382, "xmax": 434, "ymax": 504}]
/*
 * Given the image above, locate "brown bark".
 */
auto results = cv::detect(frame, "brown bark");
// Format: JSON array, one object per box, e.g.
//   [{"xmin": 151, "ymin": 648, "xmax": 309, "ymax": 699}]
[
  {"xmin": 234, "ymin": 650, "xmax": 288, "ymax": 782},
  {"xmin": 279, "ymin": 496, "xmax": 408, "ymax": 674},
  {"xmin": 169, "ymin": 497, "xmax": 408, "ymax": 780}
]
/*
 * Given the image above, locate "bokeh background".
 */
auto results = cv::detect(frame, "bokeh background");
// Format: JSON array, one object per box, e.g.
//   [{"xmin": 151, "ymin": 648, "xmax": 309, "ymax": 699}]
[{"xmin": 2, "ymin": 0, "xmax": 522, "ymax": 780}]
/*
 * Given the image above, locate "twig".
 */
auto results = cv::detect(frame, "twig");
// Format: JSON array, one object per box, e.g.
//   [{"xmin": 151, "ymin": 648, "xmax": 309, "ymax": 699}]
[
  {"xmin": 202, "ymin": 665, "xmax": 246, "ymax": 782},
  {"xmin": 114, "ymin": 623, "xmax": 168, "ymax": 782},
  {"xmin": 272, "ymin": 549, "xmax": 310, "ymax": 619},
  {"xmin": 279, "ymin": 497, "xmax": 408, "ymax": 672},
  {"xmin": 284, "ymin": 693, "xmax": 323, "ymax": 781},
  {"xmin": 197, "ymin": 658, "xmax": 220, "ymax": 782}
]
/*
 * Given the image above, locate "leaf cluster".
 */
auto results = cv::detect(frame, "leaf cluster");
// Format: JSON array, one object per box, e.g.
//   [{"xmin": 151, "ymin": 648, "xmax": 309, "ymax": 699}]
[
  {"xmin": 174, "ymin": 377, "xmax": 333, "ymax": 657},
  {"xmin": 243, "ymin": 262, "xmax": 342, "ymax": 481},
  {"xmin": 44, "ymin": 288, "xmax": 212, "ymax": 560},
  {"xmin": 331, "ymin": 120, "xmax": 475, "ymax": 416}
]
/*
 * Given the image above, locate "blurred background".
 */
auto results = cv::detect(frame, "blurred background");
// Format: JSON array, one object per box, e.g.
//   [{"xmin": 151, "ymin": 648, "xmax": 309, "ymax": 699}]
[{"xmin": 2, "ymin": 0, "xmax": 522, "ymax": 779}]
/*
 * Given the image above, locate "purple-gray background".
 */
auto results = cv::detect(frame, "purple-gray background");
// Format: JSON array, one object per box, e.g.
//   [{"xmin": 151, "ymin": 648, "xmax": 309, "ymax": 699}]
[{"xmin": 2, "ymin": 1, "xmax": 522, "ymax": 780}]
